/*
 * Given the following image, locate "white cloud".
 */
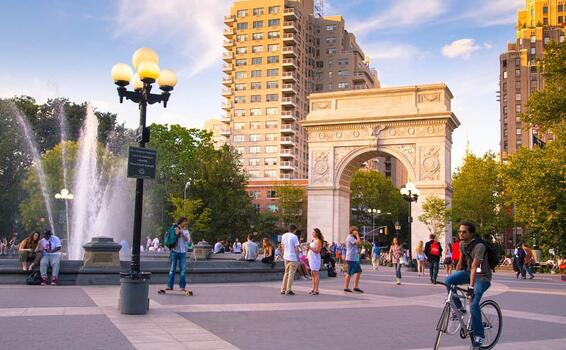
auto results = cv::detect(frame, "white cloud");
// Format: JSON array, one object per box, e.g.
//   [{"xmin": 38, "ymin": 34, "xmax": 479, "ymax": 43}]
[
  {"xmin": 114, "ymin": 0, "xmax": 231, "ymax": 78},
  {"xmin": 463, "ymin": 0, "xmax": 524, "ymax": 26},
  {"xmin": 442, "ymin": 39, "xmax": 481, "ymax": 59},
  {"xmin": 361, "ymin": 42, "xmax": 420, "ymax": 61},
  {"xmin": 350, "ymin": 0, "xmax": 446, "ymax": 34}
]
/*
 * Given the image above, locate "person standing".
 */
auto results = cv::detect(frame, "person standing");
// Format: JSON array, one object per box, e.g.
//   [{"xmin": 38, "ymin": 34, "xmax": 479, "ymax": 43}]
[
  {"xmin": 452, "ymin": 236, "xmax": 461, "ymax": 271},
  {"xmin": 445, "ymin": 221, "xmax": 492, "ymax": 350},
  {"xmin": 280, "ymin": 224, "xmax": 300, "ymax": 295},
  {"xmin": 308, "ymin": 228, "xmax": 324, "ymax": 295},
  {"xmin": 371, "ymin": 241, "xmax": 382, "ymax": 270},
  {"xmin": 522, "ymin": 243, "xmax": 535, "ymax": 279},
  {"xmin": 18, "ymin": 231, "xmax": 41, "ymax": 271},
  {"xmin": 343, "ymin": 226, "xmax": 364, "ymax": 293},
  {"xmin": 445, "ymin": 243, "xmax": 454, "ymax": 276},
  {"xmin": 233, "ymin": 238, "xmax": 242, "ymax": 254},
  {"xmin": 424, "ymin": 234, "xmax": 443, "ymax": 284},
  {"xmin": 166, "ymin": 217, "xmax": 191, "ymax": 291},
  {"xmin": 389, "ymin": 237, "xmax": 404, "ymax": 285},
  {"xmin": 514, "ymin": 244, "xmax": 527, "ymax": 279},
  {"xmin": 415, "ymin": 240, "xmax": 426, "ymax": 276},
  {"xmin": 242, "ymin": 234, "xmax": 259, "ymax": 262},
  {"xmin": 38, "ymin": 230, "xmax": 62, "ymax": 286}
]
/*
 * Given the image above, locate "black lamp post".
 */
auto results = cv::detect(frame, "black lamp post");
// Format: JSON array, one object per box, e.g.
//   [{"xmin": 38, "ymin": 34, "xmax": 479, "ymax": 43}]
[
  {"xmin": 111, "ymin": 48, "xmax": 177, "ymax": 314},
  {"xmin": 400, "ymin": 182, "xmax": 420, "ymax": 262},
  {"xmin": 394, "ymin": 220, "xmax": 401, "ymax": 237}
]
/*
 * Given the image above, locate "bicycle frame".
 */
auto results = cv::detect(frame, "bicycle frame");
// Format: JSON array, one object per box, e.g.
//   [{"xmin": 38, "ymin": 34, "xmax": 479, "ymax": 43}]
[{"xmin": 436, "ymin": 282, "xmax": 472, "ymax": 338}]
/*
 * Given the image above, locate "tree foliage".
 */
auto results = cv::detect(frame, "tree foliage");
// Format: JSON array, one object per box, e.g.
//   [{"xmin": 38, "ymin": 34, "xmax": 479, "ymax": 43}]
[
  {"xmin": 276, "ymin": 182, "xmax": 306, "ymax": 229},
  {"xmin": 419, "ymin": 196, "xmax": 449, "ymax": 241}
]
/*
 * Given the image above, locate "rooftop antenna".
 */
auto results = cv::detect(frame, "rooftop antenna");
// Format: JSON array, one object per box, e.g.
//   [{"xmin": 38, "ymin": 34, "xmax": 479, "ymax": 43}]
[{"xmin": 315, "ymin": 0, "xmax": 324, "ymax": 18}]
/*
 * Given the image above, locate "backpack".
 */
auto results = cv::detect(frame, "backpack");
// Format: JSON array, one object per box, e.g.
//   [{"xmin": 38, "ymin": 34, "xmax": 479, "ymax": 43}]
[
  {"xmin": 26, "ymin": 270, "xmax": 42, "ymax": 285},
  {"xmin": 465, "ymin": 238, "xmax": 500, "ymax": 272},
  {"xmin": 164, "ymin": 224, "xmax": 179, "ymax": 249},
  {"xmin": 430, "ymin": 241, "xmax": 440, "ymax": 256}
]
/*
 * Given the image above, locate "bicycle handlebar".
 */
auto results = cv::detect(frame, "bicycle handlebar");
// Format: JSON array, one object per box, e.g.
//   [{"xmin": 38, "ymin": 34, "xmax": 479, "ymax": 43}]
[{"xmin": 434, "ymin": 280, "xmax": 469, "ymax": 294}]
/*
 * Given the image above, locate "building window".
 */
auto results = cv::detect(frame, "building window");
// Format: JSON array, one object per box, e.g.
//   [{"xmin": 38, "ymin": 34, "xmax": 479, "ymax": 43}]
[
  {"xmin": 252, "ymin": 32, "xmax": 264, "ymax": 40},
  {"xmin": 266, "ymin": 108, "xmax": 279, "ymax": 116},
  {"xmin": 515, "ymin": 69, "xmax": 521, "ymax": 77},
  {"xmin": 252, "ymin": 57, "xmax": 262, "ymax": 65},
  {"xmin": 234, "ymin": 122, "xmax": 245, "ymax": 130},
  {"xmin": 326, "ymin": 37, "xmax": 337, "ymax": 44},
  {"xmin": 252, "ymin": 45, "xmax": 263, "ymax": 53},
  {"xmin": 338, "ymin": 70, "xmax": 349, "ymax": 77},
  {"xmin": 558, "ymin": 4, "xmax": 564, "ymax": 12},
  {"xmin": 338, "ymin": 58, "xmax": 349, "ymax": 65},
  {"xmin": 267, "ymin": 56, "xmax": 279, "ymax": 64},
  {"xmin": 267, "ymin": 190, "xmax": 278, "ymax": 198},
  {"xmin": 249, "ymin": 134, "xmax": 261, "ymax": 142},
  {"xmin": 268, "ymin": 44, "xmax": 279, "ymax": 52},
  {"xmin": 234, "ymin": 147, "xmax": 245, "ymax": 154},
  {"xmin": 248, "ymin": 70, "xmax": 260, "ymax": 78},
  {"xmin": 338, "ymin": 82, "xmax": 349, "ymax": 89},
  {"xmin": 250, "ymin": 122, "xmax": 262, "ymax": 129},
  {"xmin": 326, "ymin": 24, "xmax": 337, "ymax": 31},
  {"xmin": 268, "ymin": 31, "xmax": 280, "ymax": 39},
  {"xmin": 316, "ymin": 61, "xmax": 324, "ymax": 68},
  {"xmin": 236, "ymin": 22, "xmax": 248, "ymax": 30},
  {"xmin": 251, "ymin": 95, "xmax": 261, "ymax": 103},
  {"xmin": 515, "ymin": 104, "xmax": 522, "ymax": 113},
  {"xmin": 234, "ymin": 96, "xmax": 246, "ymax": 104},
  {"xmin": 236, "ymin": 47, "xmax": 247, "ymax": 54},
  {"xmin": 237, "ymin": 9, "xmax": 248, "ymax": 18},
  {"xmin": 516, "ymin": 129, "xmax": 522, "ymax": 135},
  {"xmin": 251, "ymin": 82, "xmax": 262, "ymax": 90},
  {"xmin": 236, "ymin": 34, "xmax": 247, "ymax": 42},
  {"xmin": 328, "ymin": 71, "xmax": 333, "ymax": 78},
  {"xmin": 249, "ymin": 146, "xmax": 260, "ymax": 154},
  {"xmin": 235, "ymin": 83, "xmax": 246, "ymax": 91},
  {"xmin": 267, "ymin": 69, "xmax": 279, "ymax": 76},
  {"xmin": 235, "ymin": 71, "xmax": 246, "ymax": 79},
  {"xmin": 543, "ymin": 6, "xmax": 548, "ymax": 14},
  {"xmin": 253, "ymin": 7, "xmax": 263, "ymax": 16},
  {"xmin": 265, "ymin": 133, "xmax": 278, "ymax": 141},
  {"xmin": 327, "ymin": 48, "xmax": 337, "ymax": 54},
  {"xmin": 250, "ymin": 108, "xmax": 262, "ymax": 116},
  {"xmin": 503, "ymin": 71, "xmax": 508, "ymax": 79},
  {"xmin": 266, "ymin": 121, "xmax": 278, "ymax": 129},
  {"xmin": 543, "ymin": 17, "xmax": 548, "ymax": 25},
  {"xmin": 233, "ymin": 135, "xmax": 246, "ymax": 142},
  {"xmin": 266, "ymin": 94, "xmax": 278, "ymax": 102},
  {"xmin": 264, "ymin": 170, "xmax": 277, "ymax": 178},
  {"xmin": 515, "ymin": 93, "xmax": 521, "ymax": 101},
  {"xmin": 268, "ymin": 19, "xmax": 280, "ymax": 27},
  {"xmin": 236, "ymin": 59, "xmax": 247, "ymax": 66},
  {"xmin": 264, "ymin": 158, "xmax": 277, "ymax": 166},
  {"xmin": 559, "ymin": 16, "xmax": 564, "ymax": 24},
  {"xmin": 268, "ymin": 6, "xmax": 280, "ymax": 14},
  {"xmin": 515, "ymin": 81, "xmax": 521, "ymax": 89},
  {"xmin": 253, "ymin": 20, "xmax": 263, "ymax": 29},
  {"xmin": 248, "ymin": 190, "xmax": 260, "ymax": 198},
  {"xmin": 265, "ymin": 146, "xmax": 277, "ymax": 153},
  {"xmin": 248, "ymin": 170, "xmax": 260, "ymax": 178},
  {"xmin": 267, "ymin": 81, "xmax": 278, "ymax": 89},
  {"xmin": 235, "ymin": 109, "xmax": 246, "ymax": 117}
]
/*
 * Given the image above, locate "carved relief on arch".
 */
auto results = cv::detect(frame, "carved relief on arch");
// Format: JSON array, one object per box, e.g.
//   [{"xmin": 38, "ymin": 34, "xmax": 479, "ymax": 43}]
[
  {"xmin": 312, "ymin": 151, "xmax": 331, "ymax": 184},
  {"xmin": 312, "ymin": 101, "xmax": 332, "ymax": 111},
  {"xmin": 419, "ymin": 145, "xmax": 441, "ymax": 181},
  {"xmin": 418, "ymin": 93, "xmax": 441, "ymax": 103},
  {"xmin": 334, "ymin": 146, "xmax": 357, "ymax": 171},
  {"xmin": 392, "ymin": 144, "xmax": 416, "ymax": 168}
]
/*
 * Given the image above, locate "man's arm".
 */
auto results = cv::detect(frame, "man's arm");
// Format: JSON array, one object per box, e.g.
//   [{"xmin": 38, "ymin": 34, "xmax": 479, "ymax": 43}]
[{"xmin": 469, "ymin": 257, "xmax": 481, "ymax": 289}]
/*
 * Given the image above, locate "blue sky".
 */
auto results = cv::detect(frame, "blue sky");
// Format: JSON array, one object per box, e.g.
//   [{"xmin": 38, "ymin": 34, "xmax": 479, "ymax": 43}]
[{"xmin": 0, "ymin": 0, "xmax": 525, "ymax": 170}]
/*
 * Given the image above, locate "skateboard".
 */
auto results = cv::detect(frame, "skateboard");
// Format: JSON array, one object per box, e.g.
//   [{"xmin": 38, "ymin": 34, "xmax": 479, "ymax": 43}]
[{"xmin": 157, "ymin": 289, "xmax": 194, "ymax": 296}]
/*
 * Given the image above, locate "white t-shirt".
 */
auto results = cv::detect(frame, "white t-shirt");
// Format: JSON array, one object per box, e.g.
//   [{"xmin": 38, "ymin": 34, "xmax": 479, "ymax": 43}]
[
  {"xmin": 152, "ymin": 238, "xmax": 159, "ymax": 249},
  {"xmin": 214, "ymin": 242, "xmax": 224, "ymax": 253},
  {"xmin": 281, "ymin": 232, "xmax": 299, "ymax": 262},
  {"xmin": 39, "ymin": 235, "xmax": 62, "ymax": 256},
  {"xmin": 233, "ymin": 242, "xmax": 242, "ymax": 253}
]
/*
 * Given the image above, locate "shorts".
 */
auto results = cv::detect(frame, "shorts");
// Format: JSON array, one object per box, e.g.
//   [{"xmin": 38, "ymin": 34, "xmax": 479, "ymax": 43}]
[{"xmin": 347, "ymin": 260, "xmax": 362, "ymax": 276}]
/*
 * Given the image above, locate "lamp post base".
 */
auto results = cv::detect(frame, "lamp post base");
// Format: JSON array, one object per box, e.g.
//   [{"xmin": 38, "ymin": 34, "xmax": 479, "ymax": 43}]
[{"xmin": 119, "ymin": 272, "xmax": 151, "ymax": 315}]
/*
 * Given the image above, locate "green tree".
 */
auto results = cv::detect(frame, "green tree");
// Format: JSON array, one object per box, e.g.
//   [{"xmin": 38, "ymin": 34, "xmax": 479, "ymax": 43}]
[
  {"xmin": 451, "ymin": 152, "xmax": 511, "ymax": 237},
  {"xmin": 419, "ymin": 196, "xmax": 450, "ymax": 242},
  {"xmin": 168, "ymin": 198, "xmax": 213, "ymax": 242},
  {"xmin": 251, "ymin": 211, "xmax": 279, "ymax": 239},
  {"xmin": 276, "ymin": 182, "xmax": 306, "ymax": 229}
]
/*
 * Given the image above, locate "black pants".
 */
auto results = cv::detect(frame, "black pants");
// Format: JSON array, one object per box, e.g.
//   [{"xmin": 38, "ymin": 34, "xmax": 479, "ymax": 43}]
[
  {"xmin": 261, "ymin": 256, "xmax": 274, "ymax": 264},
  {"xmin": 429, "ymin": 260, "xmax": 440, "ymax": 281}
]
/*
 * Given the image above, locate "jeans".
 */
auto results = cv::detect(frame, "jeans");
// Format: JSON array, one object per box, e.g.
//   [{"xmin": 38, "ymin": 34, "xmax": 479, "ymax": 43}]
[
  {"xmin": 523, "ymin": 264, "xmax": 534, "ymax": 278},
  {"xmin": 429, "ymin": 260, "xmax": 440, "ymax": 281},
  {"xmin": 394, "ymin": 263, "xmax": 402, "ymax": 279},
  {"xmin": 445, "ymin": 271, "xmax": 491, "ymax": 339},
  {"xmin": 516, "ymin": 261, "xmax": 526, "ymax": 278},
  {"xmin": 167, "ymin": 251, "xmax": 187, "ymax": 289},
  {"xmin": 40, "ymin": 254, "xmax": 61, "ymax": 279}
]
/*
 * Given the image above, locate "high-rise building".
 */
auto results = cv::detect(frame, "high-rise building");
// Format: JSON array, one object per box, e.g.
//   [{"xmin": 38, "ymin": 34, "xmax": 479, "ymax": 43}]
[
  {"xmin": 204, "ymin": 119, "xmax": 229, "ymax": 149},
  {"xmin": 221, "ymin": 0, "xmax": 379, "ymax": 183},
  {"xmin": 499, "ymin": 0, "xmax": 564, "ymax": 160}
]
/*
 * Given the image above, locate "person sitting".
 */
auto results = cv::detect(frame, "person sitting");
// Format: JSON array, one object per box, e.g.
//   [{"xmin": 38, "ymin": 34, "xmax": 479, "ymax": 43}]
[
  {"xmin": 261, "ymin": 238, "xmax": 276, "ymax": 267},
  {"xmin": 18, "ymin": 231, "xmax": 41, "ymax": 271},
  {"xmin": 241, "ymin": 234, "xmax": 258, "ymax": 262},
  {"xmin": 214, "ymin": 240, "xmax": 226, "ymax": 254},
  {"xmin": 232, "ymin": 238, "xmax": 242, "ymax": 254},
  {"xmin": 38, "ymin": 230, "xmax": 62, "ymax": 286},
  {"xmin": 274, "ymin": 244, "xmax": 283, "ymax": 262}
]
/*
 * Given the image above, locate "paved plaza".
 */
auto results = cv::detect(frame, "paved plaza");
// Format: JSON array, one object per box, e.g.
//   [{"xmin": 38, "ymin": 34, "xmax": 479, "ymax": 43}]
[{"xmin": 0, "ymin": 267, "xmax": 565, "ymax": 350}]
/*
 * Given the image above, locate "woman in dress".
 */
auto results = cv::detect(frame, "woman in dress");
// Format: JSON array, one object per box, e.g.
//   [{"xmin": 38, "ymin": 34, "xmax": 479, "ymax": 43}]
[
  {"xmin": 444, "ymin": 242, "xmax": 453, "ymax": 276},
  {"xmin": 389, "ymin": 237, "xmax": 404, "ymax": 285},
  {"xmin": 308, "ymin": 228, "xmax": 324, "ymax": 295},
  {"xmin": 415, "ymin": 240, "xmax": 426, "ymax": 276}
]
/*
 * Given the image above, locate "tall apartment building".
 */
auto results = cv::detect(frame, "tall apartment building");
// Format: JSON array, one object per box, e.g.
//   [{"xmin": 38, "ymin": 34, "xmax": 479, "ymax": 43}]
[
  {"xmin": 499, "ymin": 0, "xmax": 565, "ymax": 160},
  {"xmin": 221, "ymin": 0, "xmax": 379, "ymax": 184}
]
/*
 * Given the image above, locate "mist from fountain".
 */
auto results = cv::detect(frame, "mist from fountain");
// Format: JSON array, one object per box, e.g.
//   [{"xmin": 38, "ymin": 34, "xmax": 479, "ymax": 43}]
[{"xmin": 56, "ymin": 103, "xmax": 71, "ymax": 246}]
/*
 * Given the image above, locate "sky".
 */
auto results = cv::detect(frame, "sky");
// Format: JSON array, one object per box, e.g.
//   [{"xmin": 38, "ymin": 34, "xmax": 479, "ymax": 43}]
[{"xmin": 0, "ymin": 0, "xmax": 525, "ymax": 171}]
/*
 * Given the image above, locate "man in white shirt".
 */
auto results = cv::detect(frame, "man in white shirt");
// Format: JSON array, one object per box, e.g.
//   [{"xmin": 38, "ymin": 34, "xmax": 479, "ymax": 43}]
[
  {"xmin": 214, "ymin": 240, "xmax": 225, "ymax": 254},
  {"xmin": 37, "ymin": 230, "xmax": 62, "ymax": 286},
  {"xmin": 151, "ymin": 237, "xmax": 160, "ymax": 252},
  {"xmin": 233, "ymin": 238, "xmax": 242, "ymax": 254},
  {"xmin": 280, "ymin": 224, "xmax": 300, "ymax": 295},
  {"xmin": 242, "ymin": 235, "xmax": 259, "ymax": 261}
]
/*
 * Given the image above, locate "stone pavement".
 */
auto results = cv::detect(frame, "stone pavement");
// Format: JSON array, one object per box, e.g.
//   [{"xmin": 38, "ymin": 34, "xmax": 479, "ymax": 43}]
[{"xmin": 0, "ymin": 267, "xmax": 564, "ymax": 350}]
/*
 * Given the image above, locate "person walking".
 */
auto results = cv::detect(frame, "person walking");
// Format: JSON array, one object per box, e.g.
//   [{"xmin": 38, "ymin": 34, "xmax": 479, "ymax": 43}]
[
  {"xmin": 452, "ymin": 236, "xmax": 461, "ymax": 272},
  {"xmin": 389, "ymin": 237, "xmax": 404, "ymax": 285},
  {"xmin": 166, "ymin": 217, "xmax": 191, "ymax": 291},
  {"xmin": 308, "ymin": 228, "xmax": 324, "ymax": 295},
  {"xmin": 38, "ymin": 230, "xmax": 62, "ymax": 286},
  {"xmin": 445, "ymin": 221, "xmax": 492, "ymax": 350},
  {"xmin": 415, "ymin": 240, "xmax": 426, "ymax": 276},
  {"xmin": 261, "ymin": 238, "xmax": 275, "ymax": 267},
  {"xmin": 424, "ymin": 234, "xmax": 443, "ymax": 284},
  {"xmin": 18, "ymin": 231, "xmax": 41, "ymax": 271},
  {"xmin": 522, "ymin": 243, "xmax": 535, "ymax": 279},
  {"xmin": 371, "ymin": 241, "xmax": 382, "ymax": 270},
  {"xmin": 343, "ymin": 226, "xmax": 363, "ymax": 293},
  {"xmin": 514, "ymin": 244, "xmax": 527, "ymax": 279},
  {"xmin": 445, "ymin": 242, "xmax": 454, "ymax": 276},
  {"xmin": 280, "ymin": 224, "xmax": 300, "ymax": 295}
]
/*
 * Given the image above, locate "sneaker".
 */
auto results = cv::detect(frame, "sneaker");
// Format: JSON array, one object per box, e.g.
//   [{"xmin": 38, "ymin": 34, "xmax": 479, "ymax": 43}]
[
  {"xmin": 40, "ymin": 278, "xmax": 47, "ymax": 286},
  {"xmin": 280, "ymin": 291, "xmax": 286, "ymax": 295},
  {"xmin": 354, "ymin": 288, "xmax": 364, "ymax": 293},
  {"xmin": 286, "ymin": 291, "xmax": 295, "ymax": 296},
  {"xmin": 471, "ymin": 336, "xmax": 484, "ymax": 349},
  {"xmin": 343, "ymin": 288, "xmax": 353, "ymax": 293},
  {"xmin": 51, "ymin": 278, "xmax": 58, "ymax": 286},
  {"xmin": 529, "ymin": 275, "xmax": 535, "ymax": 279}
]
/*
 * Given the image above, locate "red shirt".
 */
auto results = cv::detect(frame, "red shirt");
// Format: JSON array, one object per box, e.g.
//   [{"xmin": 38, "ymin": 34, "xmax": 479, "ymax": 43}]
[{"xmin": 452, "ymin": 241, "xmax": 460, "ymax": 261}]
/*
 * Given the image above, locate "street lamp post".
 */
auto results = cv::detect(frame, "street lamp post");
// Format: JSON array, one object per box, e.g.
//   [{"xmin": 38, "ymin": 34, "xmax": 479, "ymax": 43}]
[
  {"xmin": 366, "ymin": 208, "xmax": 380, "ymax": 233},
  {"xmin": 112, "ymin": 48, "xmax": 177, "ymax": 315},
  {"xmin": 184, "ymin": 180, "xmax": 191, "ymax": 201},
  {"xmin": 400, "ymin": 182, "xmax": 420, "ymax": 264},
  {"xmin": 394, "ymin": 220, "xmax": 401, "ymax": 237},
  {"xmin": 55, "ymin": 188, "xmax": 74, "ymax": 256}
]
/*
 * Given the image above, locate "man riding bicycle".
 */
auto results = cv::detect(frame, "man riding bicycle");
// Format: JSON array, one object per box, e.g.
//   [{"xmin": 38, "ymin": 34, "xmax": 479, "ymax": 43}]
[{"xmin": 444, "ymin": 221, "xmax": 491, "ymax": 350}]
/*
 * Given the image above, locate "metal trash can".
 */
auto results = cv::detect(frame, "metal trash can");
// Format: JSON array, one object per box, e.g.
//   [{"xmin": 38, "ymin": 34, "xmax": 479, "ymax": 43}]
[{"xmin": 119, "ymin": 272, "xmax": 151, "ymax": 315}]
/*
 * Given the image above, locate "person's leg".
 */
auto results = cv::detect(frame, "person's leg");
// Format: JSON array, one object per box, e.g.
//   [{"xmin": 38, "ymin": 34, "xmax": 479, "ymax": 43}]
[
  {"xmin": 281, "ymin": 260, "xmax": 290, "ymax": 293},
  {"xmin": 30, "ymin": 253, "xmax": 41, "ymax": 270},
  {"xmin": 397, "ymin": 263, "xmax": 402, "ymax": 279},
  {"xmin": 445, "ymin": 270, "xmax": 470, "ymax": 309},
  {"xmin": 178, "ymin": 252, "xmax": 187, "ymax": 289},
  {"xmin": 429, "ymin": 260, "xmax": 434, "ymax": 281},
  {"xmin": 525, "ymin": 264, "xmax": 534, "ymax": 278},
  {"xmin": 167, "ymin": 252, "xmax": 179, "ymax": 289},
  {"xmin": 286, "ymin": 261, "xmax": 298, "ymax": 292},
  {"xmin": 433, "ymin": 261, "xmax": 440, "ymax": 282},
  {"xmin": 353, "ymin": 272, "xmax": 361, "ymax": 289},
  {"xmin": 344, "ymin": 272, "xmax": 351, "ymax": 289},
  {"xmin": 470, "ymin": 279, "xmax": 491, "ymax": 340},
  {"xmin": 40, "ymin": 254, "xmax": 49, "ymax": 281},
  {"xmin": 51, "ymin": 254, "xmax": 61, "ymax": 281},
  {"xmin": 20, "ymin": 251, "xmax": 29, "ymax": 270}
]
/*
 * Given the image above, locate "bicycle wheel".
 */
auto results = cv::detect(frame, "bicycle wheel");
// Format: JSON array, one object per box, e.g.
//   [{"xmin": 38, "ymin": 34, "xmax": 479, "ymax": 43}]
[
  {"xmin": 434, "ymin": 304, "xmax": 450, "ymax": 350},
  {"xmin": 479, "ymin": 300, "xmax": 502, "ymax": 349}
]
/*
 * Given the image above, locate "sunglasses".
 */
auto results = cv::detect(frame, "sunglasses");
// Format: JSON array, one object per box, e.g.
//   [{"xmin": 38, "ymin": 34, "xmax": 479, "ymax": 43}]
[{"xmin": 458, "ymin": 230, "xmax": 469, "ymax": 233}]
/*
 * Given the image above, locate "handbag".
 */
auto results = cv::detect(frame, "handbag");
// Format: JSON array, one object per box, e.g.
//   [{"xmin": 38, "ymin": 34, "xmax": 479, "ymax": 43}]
[{"xmin": 400, "ymin": 254, "xmax": 409, "ymax": 266}]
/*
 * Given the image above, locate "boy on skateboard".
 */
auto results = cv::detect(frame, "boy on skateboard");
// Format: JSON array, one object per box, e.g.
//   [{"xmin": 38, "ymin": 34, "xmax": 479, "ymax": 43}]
[{"xmin": 165, "ymin": 217, "xmax": 191, "ymax": 292}]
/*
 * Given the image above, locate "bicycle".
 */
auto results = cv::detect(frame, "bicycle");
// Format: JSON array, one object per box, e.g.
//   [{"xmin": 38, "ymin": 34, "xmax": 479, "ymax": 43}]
[{"xmin": 433, "ymin": 281, "xmax": 502, "ymax": 350}]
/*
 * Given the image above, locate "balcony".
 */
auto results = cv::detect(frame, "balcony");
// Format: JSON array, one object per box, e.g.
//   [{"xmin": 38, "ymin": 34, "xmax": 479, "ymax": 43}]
[
  {"xmin": 281, "ymin": 83, "xmax": 297, "ymax": 95},
  {"xmin": 282, "ymin": 72, "xmax": 297, "ymax": 82},
  {"xmin": 282, "ymin": 46, "xmax": 298, "ymax": 57},
  {"xmin": 222, "ymin": 52, "xmax": 234, "ymax": 62},
  {"xmin": 280, "ymin": 136, "xmax": 296, "ymax": 146},
  {"xmin": 223, "ymin": 39, "xmax": 234, "ymax": 48},
  {"xmin": 283, "ymin": 7, "xmax": 298, "ymax": 20},
  {"xmin": 283, "ymin": 33, "xmax": 297, "ymax": 45},
  {"xmin": 282, "ymin": 58, "xmax": 297, "ymax": 70},
  {"xmin": 221, "ymin": 115, "xmax": 231, "ymax": 124},
  {"xmin": 353, "ymin": 71, "xmax": 367, "ymax": 82},
  {"xmin": 279, "ymin": 161, "xmax": 294, "ymax": 170},
  {"xmin": 353, "ymin": 85, "xmax": 368, "ymax": 90},
  {"xmin": 281, "ymin": 97, "xmax": 297, "ymax": 108},
  {"xmin": 221, "ymin": 101, "xmax": 232, "ymax": 110},
  {"xmin": 222, "ymin": 64, "xmax": 233, "ymax": 72},
  {"xmin": 224, "ymin": 28, "xmax": 234, "ymax": 37},
  {"xmin": 283, "ymin": 21, "xmax": 298, "ymax": 32},
  {"xmin": 281, "ymin": 111, "xmax": 297, "ymax": 122},
  {"xmin": 279, "ymin": 148, "xmax": 296, "ymax": 158},
  {"xmin": 280, "ymin": 123, "xmax": 297, "ymax": 134},
  {"xmin": 220, "ymin": 128, "xmax": 231, "ymax": 137},
  {"xmin": 221, "ymin": 88, "xmax": 232, "ymax": 96},
  {"xmin": 224, "ymin": 15, "xmax": 235, "ymax": 24},
  {"xmin": 222, "ymin": 76, "xmax": 233, "ymax": 86}
]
